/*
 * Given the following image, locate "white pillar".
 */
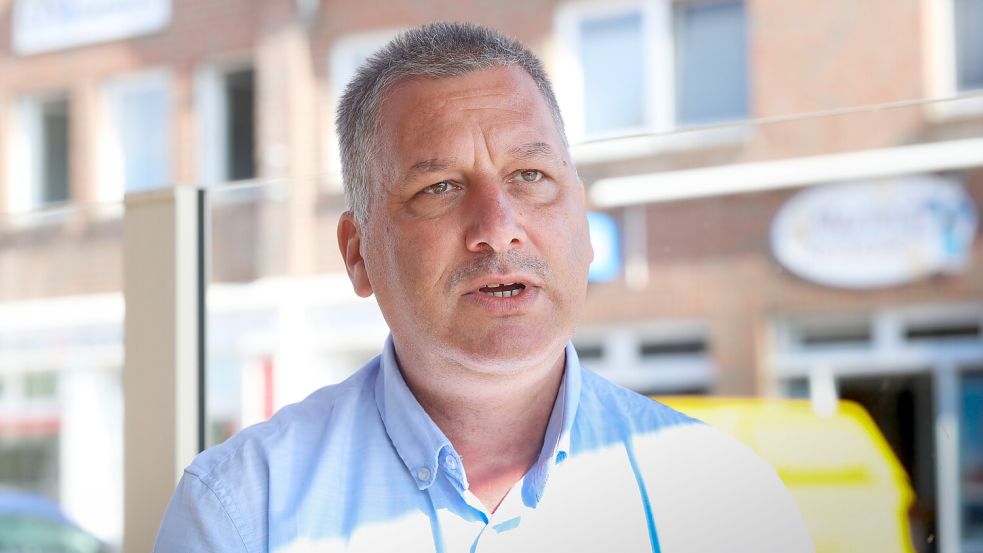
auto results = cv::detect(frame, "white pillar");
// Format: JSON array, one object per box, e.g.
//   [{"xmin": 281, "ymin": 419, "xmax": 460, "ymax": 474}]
[
  {"xmin": 934, "ymin": 362, "xmax": 961, "ymax": 553},
  {"xmin": 623, "ymin": 205, "xmax": 649, "ymax": 291},
  {"xmin": 122, "ymin": 187, "xmax": 203, "ymax": 553},
  {"xmin": 809, "ymin": 364, "xmax": 839, "ymax": 417}
]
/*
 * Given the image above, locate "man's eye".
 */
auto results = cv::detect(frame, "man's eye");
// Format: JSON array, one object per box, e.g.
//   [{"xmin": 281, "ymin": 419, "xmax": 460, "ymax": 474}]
[
  {"xmin": 518, "ymin": 170, "xmax": 543, "ymax": 182},
  {"xmin": 423, "ymin": 181, "xmax": 454, "ymax": 195}
]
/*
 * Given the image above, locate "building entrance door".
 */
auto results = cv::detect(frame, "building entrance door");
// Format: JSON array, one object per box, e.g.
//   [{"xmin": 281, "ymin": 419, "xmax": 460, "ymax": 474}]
[{"xmin": 838, "ymin": 373, "xmax": 936, "ymax": 553}]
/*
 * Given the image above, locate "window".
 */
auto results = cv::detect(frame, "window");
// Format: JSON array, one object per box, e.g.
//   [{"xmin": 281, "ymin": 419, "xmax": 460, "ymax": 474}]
[
  {"xmin": 198, "ymin": 63, "xmax": 257, "ymax": 185},
  {"xmin": 24, "ymin": 371, "xmax": 58, "ymax": 399},
  {"xmin": 38, "ymin": 97, "xmax": 71, "ymax": 205},
  {"xmin": 0, "ymin": 435, "xmax": 60, "ymax": 501},
  {"xmin": 782, "ymin": 317, "xmax": 873, "ymax": 351},
  {"xmin": 558, "ymin": 0, "xmax": 748, "ymax": 142},
  {"xmin": 225, "ymin": 68, "xmax": 256, "ymax": 181},
  {"xmin": 962, "ymin": 371, "xmax": 983, "ymax": 548},
  {"xmin": 574, "ymin": 343, "xmax": 605, "ymax": 361},
  {"xmin": 954, "ymin": 0, "xmax": 983, "ymax": 91},
  {"xmin": 906, "ymin": 320, "xmax": 981, "ymax": 341},
  {"xmin": 674, "ymin": 0, "xmax": 748, "ymax": 124},
  {"xmin": 579, "ymin": 12, "xmax": 648, "ymax": 135},
  {"xmin": 572, "ymin": 325, "xmax": 712, "ymax": 394},
  {"xmin": 782, "ymin": 377, "xmax": 810, "ymax": 398},
  {"xmin": 799, "ymin": 324, "xmax": 872, "ymax": 348},
  {"xmin": 10, "ymin": 94, "xmax": 72, "ymax": 210},
  {"xmin": 639, "ymin": 337, "xmax": 707, "ymax": 356},
  {"xmin": 102, "ymin": 71, "xmax": 171, "ymax": 198}
]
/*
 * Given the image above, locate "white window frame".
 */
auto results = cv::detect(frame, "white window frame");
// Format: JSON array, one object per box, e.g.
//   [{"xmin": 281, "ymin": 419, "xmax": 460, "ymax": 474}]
[
  {"xmin": 925, "ymin": 0, "xmax": 983, "ymax": 120},
  {"xmin": 5, "ymin": 91, "xmax": 71, "ymax": 213},
  {"xmin": 769, "ymin": 304, "xmax": 983, "ymax": 378},
  {"xmin": 573, "ymin": 321, "xmax": 713, "ymax": 393},
  {"xmin": 98, "ymin": 68, "xmax": 172, "ymax": 202},
  {"xmin": 555, "ymin": 0, "xmax": 673, "ymax": 144},
  {"xmin": 195, "ymin": 57, "xmax": 256, "ymax": 187}
]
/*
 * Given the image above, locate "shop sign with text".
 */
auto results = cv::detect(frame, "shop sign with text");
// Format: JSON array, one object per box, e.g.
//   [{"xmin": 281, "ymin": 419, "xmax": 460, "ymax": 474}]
[
  {"xmin": 13, "ymin": 0, "xmax": 171, "ymax": 55},
  {"xmin": 771, "ymin": 176, "xmax": 978, "ymax": 288}
]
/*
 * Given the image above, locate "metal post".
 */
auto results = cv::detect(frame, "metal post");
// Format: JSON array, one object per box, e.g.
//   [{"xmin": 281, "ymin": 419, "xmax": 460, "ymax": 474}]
[
  {"xmin": 122, "ymin": 187, "xmax": 204, "ymax": 552},
  {"xmin": 934, "ymin": 362, "xmax": 962, "ymax": 553}
]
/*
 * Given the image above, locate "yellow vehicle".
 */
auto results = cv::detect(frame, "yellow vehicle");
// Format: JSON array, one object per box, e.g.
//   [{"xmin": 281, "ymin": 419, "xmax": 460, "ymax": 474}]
[{"xmin": 657, "ymin": 397, "xmax": 916, "ymax": 553}]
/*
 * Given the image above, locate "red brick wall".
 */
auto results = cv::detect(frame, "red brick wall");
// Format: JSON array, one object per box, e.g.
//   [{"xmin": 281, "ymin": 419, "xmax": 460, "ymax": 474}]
[
  {"xmin": 0, "ymin": 0, "xmax": 980, "ymax": 383},
  {"xmin": 582, "ymin": 169, "xmax": 983, "ymax": 393}
]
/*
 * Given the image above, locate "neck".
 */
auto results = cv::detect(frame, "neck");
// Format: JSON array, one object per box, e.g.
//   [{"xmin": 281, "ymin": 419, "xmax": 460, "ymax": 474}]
[{"xmin": 394, "ymin": 341, "xmax": 567, "ymax": 512}]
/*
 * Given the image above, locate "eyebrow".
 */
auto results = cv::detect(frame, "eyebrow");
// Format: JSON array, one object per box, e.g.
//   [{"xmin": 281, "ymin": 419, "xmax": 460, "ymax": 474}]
[
  {"xmin": 407, "ymin": 158, "xmax": 455, "ymax": 176},
  {"xmin": 401, "ymin": 141, "xmax": 558, "ymax": 182},
  {"xmin": 508, "ymin": 141, "xmax": 556, "ymax": 161}
]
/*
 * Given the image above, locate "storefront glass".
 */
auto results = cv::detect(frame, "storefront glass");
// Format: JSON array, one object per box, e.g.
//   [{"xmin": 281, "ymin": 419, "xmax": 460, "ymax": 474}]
[
  {"xmin": 963, "ymin": 370, "xmax": 983, "ymax": 552},
  {"xmin": 0, "ymin": 204, "xmax": 124, "ymax": 551}
]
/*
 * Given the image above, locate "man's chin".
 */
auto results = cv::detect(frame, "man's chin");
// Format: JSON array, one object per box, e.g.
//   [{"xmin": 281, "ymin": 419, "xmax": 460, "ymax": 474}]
[{"xmin": 442, "ymin": 331, "xmax": 569, "ymax": 376}]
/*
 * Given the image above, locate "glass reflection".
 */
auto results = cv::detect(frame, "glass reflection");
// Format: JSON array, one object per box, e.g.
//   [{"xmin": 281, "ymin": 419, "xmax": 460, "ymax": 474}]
[{"xmin": 0, "ymin": 206, "xmax": 123, "ymax": 552}]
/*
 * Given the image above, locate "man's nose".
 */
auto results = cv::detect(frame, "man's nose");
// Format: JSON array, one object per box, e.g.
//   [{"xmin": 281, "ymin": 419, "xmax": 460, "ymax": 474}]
[{"xmin": 464, "ymin": 183, "xmax": 527, "ymax": 253}]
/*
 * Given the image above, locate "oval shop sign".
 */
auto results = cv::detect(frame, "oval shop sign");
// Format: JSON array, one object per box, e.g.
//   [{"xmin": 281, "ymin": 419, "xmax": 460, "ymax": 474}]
[{"xmin": 770, "ymin": 176, "xmax": 979, "ymax": 288}]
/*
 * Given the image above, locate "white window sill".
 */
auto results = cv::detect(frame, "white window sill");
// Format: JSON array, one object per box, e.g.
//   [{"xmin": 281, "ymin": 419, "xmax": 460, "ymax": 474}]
[
  {"xmin": 207, "ymin": 179, "xmax": 286, "ymax": 206},
  {"xmin": 1, "ymin": 202, "xmax": 124, "ymax": 231},
  {"xmin": 592, "ymin": 360, "xmax": 713, "ymax": 393},
  {"xmin": 927, "ymin": 90, "xmax": 983, "ymax": 122},
  {"xmin": 570, "ymin": 124, "xmax": 749, "ymax": 165}
]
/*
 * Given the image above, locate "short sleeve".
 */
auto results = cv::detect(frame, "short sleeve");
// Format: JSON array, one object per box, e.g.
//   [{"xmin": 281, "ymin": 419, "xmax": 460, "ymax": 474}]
[{"xmin": 153, "ymin": 471, "xmax": 251, "ymax": 553}]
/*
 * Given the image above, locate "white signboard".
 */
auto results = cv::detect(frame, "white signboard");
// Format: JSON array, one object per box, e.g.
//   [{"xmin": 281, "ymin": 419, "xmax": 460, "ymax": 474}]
[
  {"xmin": 771, "ymin": 176, "xmax": 978, "ymax": 288},
  {"xmin": 13, "ymin": 0, "xmax": 171, "ymax": 55}
]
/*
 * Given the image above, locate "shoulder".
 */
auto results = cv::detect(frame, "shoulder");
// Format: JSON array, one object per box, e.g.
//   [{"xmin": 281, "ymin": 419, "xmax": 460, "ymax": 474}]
[
  {"xmin": 577, "ymin": 367, "xmax": 701, "ymax": 437},
  {"xmin": 186, "ymin": 356, "xmax": 381, "ymax": 484},
  {"xmin": 155, "ymin": 357, "xmax": 386, "ymax": 552}
]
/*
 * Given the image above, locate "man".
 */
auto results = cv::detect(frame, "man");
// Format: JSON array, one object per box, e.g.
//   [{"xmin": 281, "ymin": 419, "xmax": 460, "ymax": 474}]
[{"xmin": 154, "ymin": 22, "xmax": 812, "ymax": 552}]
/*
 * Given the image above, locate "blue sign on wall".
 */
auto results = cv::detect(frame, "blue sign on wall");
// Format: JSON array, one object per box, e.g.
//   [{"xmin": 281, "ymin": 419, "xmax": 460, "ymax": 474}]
[{"xmin": 588, "ymin": 212, "xmax": 621, "ymax": 282}]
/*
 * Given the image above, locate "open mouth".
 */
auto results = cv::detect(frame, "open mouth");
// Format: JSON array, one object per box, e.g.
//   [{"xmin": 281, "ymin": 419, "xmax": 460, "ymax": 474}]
[{"xmin": 478, "ymin": 282, "xmax": 526, "ymax": 298}]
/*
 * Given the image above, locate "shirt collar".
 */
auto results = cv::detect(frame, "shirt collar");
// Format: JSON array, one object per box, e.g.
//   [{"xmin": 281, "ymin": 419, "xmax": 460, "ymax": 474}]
[
  {"xmin": 521, "ymin": 341, "xmax": 581, "ymax": 506},
  {"xmin": 374, "ymin": 335, "xmax": 583, "ymax": 500},
  {"xmin": 374, "ymin": 335, "xmax": 454, "ymax": 491}
]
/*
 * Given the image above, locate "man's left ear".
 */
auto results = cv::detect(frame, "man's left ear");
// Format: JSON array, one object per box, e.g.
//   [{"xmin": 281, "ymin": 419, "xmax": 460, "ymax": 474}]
[{"xmin": 337, "ymin": 212, "xmax": 374, "ymax": 298}]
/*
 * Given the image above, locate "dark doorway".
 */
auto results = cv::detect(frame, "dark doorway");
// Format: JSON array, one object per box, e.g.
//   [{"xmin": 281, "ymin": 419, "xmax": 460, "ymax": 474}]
[{"xmin": 838, "ymin": 373, "xmax": 936, "ymax": 553}]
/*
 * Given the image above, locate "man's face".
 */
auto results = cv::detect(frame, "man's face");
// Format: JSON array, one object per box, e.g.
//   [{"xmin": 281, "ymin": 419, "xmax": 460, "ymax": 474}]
[{"xmin": 339, "ymin": 66, "xmax": 592, "ymax": 373}]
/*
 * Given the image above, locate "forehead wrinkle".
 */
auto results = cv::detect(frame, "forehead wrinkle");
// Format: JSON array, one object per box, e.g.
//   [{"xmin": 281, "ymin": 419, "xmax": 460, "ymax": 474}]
[
  {"xmin": 458, "ymin": 106, "xmax": 529, "ymax": 118},
  {"xmin": 419, "ymin": 90, "xmax": 517, "ymax": 119},
  {"xmin": 443, "ymin": 89, "xmax": 511, "ymax": 101}
]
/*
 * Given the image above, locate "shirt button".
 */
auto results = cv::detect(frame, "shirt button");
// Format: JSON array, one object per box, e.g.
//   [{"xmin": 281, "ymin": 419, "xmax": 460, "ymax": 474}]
[
  {"xmin": 444, "ymin": 456, "xmax": 458, "ymax": 470},
  {"xmin": 416, "ymin": 467, "xmax": 431, "ymax": 482}
]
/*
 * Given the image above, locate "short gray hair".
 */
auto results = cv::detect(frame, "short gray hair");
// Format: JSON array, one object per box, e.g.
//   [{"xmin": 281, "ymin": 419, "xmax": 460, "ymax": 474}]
[{"xmin": 335, "ymin": 22, "xmax": 567, "ymax": 225}]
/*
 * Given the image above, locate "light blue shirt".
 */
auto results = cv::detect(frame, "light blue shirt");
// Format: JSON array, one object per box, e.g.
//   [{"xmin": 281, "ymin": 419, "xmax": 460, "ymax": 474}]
[{"xmin": 154, "ymin": 337, "xmax": 813, "ymax": 553}]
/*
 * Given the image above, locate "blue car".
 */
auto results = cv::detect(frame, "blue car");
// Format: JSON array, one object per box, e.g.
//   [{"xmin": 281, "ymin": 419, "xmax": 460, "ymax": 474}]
[{"xmin": 0, "ymin": 489, "xmax": 107, "ymax": 553}]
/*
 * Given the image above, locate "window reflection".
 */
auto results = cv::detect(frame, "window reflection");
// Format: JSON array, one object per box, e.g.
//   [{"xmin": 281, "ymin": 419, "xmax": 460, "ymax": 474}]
[{"xmin": 962, "ymin": 371, "xmax": 983, "ymax": 549}]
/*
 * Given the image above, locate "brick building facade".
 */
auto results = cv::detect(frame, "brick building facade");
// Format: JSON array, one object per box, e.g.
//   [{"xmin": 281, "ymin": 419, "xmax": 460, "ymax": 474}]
[{"xmin": 0, "ymin": 0, "xmax": 981, "ymax": 550}]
